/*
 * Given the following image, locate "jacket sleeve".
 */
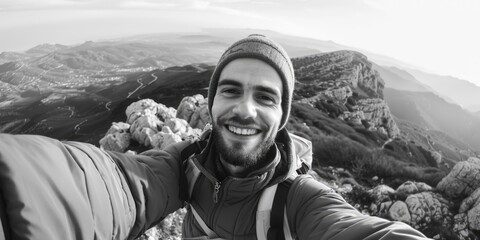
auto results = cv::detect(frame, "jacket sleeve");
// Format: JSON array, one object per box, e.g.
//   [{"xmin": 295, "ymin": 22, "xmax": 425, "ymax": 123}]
[
  {"xmin": 0, "ymin": 133, "xmax": 186, "ymax": 240},
  {"xmin": 287, "ymin": 175, "xmax": 430, "ymax": 240},
  {"xmin": 107, "ymin": 141, "xmax": 189, "ymax": 238}
]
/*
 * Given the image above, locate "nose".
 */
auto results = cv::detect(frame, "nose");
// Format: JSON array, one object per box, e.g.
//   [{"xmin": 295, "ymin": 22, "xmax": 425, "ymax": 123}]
[{"xmin": 232, "ymin": 97, "xmax": 257, "ymax": 119}]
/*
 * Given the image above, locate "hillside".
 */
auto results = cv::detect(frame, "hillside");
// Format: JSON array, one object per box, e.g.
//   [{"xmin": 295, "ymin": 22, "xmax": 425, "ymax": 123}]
[
  {"xmin": 384, "ymin": 88, "xmax": 480, "ymax": 151},
  {"xmin": 372, "ymin": 64, "xmax": 431, "ymax": 92},
  {"xmin": 407, "ymin": 68, "xmax": 480, "ymax": 111}
]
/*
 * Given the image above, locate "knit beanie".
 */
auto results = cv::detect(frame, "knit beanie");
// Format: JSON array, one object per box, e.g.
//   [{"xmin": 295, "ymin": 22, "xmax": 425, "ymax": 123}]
[{"xmin": 208, "ymin": 34, "xmax": 295, "ymax": 130}]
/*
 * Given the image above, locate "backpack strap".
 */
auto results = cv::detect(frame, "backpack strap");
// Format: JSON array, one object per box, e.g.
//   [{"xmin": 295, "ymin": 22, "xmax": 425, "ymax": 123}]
[
  {"xmin": 256, "ymin": 179, "xmax": 294, "ymax": 240},
  {"xmin": 179, "ymin": 140, "xmax": 207, "ymax": 202},
  {"xmin": 189, "ymin": 205, "xmax": 227, "ymax": 240}
]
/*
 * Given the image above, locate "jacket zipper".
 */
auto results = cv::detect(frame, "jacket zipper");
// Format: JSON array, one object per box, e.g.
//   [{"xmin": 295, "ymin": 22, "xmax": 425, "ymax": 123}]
[
  {"xmin": 209, "ymin": 179, "xmax": 233, "ymax": 230},
  {"xmin": 213, "ymin": 181, "xmax": 221, "ymax": 203}
]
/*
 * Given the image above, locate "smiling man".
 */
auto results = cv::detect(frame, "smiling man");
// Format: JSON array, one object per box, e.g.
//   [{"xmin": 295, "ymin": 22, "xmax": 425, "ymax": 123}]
[
  {"xmin": 0, "ymin": 35, "xmax": 430, "ymax": 240},
  {"xmin": 212, "ymin": 58, "xmax": 283, "ymax": 174}
]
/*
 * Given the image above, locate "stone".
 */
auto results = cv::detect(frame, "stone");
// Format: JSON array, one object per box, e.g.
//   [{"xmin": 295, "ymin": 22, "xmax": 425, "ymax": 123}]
[
  {"xmin": 189, "ymin": 104, "xmax": 211, "ymax": 130},
  {"xmin": 369, "ymin": 184, "xmax": 395, "ymax": 204},
  {"xmin": 125, "ymin": 99, "xmax": 158, "ymax": 124},
  {"xmin": 459, "ymin": 187, "xmax": 480, "ymax": 230},
  {"xmin": 156, "ymin": 104, "xmax": 177, "ymax": 122},
  {"xmin": 151, "ymin": 131, "xmax": 183, "ymax": 150},
  {"xmin": 134, "ymin": 128, "xmax": 157, "ymax": 147},
  {"xmin": 415, "ymin": 182, "xmax": 433, "ymax": 192},
  {"xmin": 105, "ymin": 122, "xmax": 130, "ymax": 135},
  {"xmin": 453, "ymin": 213, "xmax": 474, "ymax": 240},
  {"xmin": 165, "ymin": 118, "xmax": 189, "ymax": 134},
  {"xmin": 130, "ymin": 115, "xmax": 162, "ymax": 146},
  {"xmin": 99, "ymin": 122, "xmax": 132, "ymax": 152},
  {"xmin": 176, "ymin": 94, "xmax": 206, "ymax": 121},
  {"xmin": 353, "ymin": 98, "xmax": 399, "ymax": 138},
  {"xmin": 176, "ymin": 94, "xmax": 210, "ymax": 130},
  {"xmin": 431, "ymin": 151, "xmax": 442, "ymax": 165},
  {"xmin": 389, "ymin": 201, "xmax": 411, "ymax": 224},
  {"xmin": 396, "ymin": 181, "xmax": 419, "ymax": 195},
  {"xmin": 404, "ymin": 192, "xmax": 452, "ymax": 229},
  {"xmin": 377, "ymin": 201, "xmax": 393, "ymax": 218},
  {"xmin": 437, "ymin": 157, "xmax": 480, "ymax": 198},
  {"xmin": 130, "ymin": 115, "xmax": 161, "ymax": 134},
  {"xmin": 99, "ymin": 131, "xmax": 131, "ymax": 152},
  {"xmin": 396, "ymin": 181, "xmax": 433, "ymax": 196}
]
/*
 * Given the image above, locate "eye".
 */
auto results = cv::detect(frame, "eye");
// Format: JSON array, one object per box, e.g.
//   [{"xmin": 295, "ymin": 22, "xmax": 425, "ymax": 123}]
[
  {"xmin": 219, "ymin": 87, "xmax": 241, "ymax": 97},
  {"xmin": 257, "ymin": 94, "xmax": 277, "ymax": 105}
]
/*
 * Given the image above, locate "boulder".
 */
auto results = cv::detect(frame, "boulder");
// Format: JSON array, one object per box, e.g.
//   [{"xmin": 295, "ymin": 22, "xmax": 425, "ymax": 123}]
[
  {"xmin": 151, "ymin": 131, "xmax": 183, "ymax": 150},
  {"xmin": 353, "ymin": 98, "xmax": 399, "ymax": 138},
  {"xmin": 176, "ymin": 94, "xmax": 206, "ymax": 122},
  {"xmin": 459, "ymin": 187, "xmax": 480, "ymax": 230},
  {"xmin": 105, "ymin": 122, "xmax": 130, "ymax": 135},
  {"xmin": 156, "ymin": 104, "xmax": 177, "ymax": 122},
  {"xmin": 405, "ymin": 192, "xmax": 452, "ymax": 230},
  {"xmin": 453, "ymin": 213, "xmax": 479, "ymax": 240},
  {"xmin": 396, "ymin": 181, "xmax": 432, "ymax": 197},
  {"xmin": 189, "ymin": 104, "xmax": 211, "ymax": 130},
  {"xmin": 176, "ymin": 95, "xmax": 211, "ymax": 130},
  {"xmin": 99, "ymin": 122, "xmax": 131, "ymax": 152},
  {"xmin": 130, "ymin": 115, "xmax": 161, "ymax": 133},
  {"xmin": 437, "ymin": 157, "xmax": 480, "ymax": 199},
  {"xmin": 125, "ymin": 99, "xmax": 158, "ymax": 124},
  {"xmin": 377, "ymin": 201, "xmax": 393, "ymax": 218},
  {"xmin": 99, "ymin": 131, "xmax": 131, "ymax": 152},
  {"xmin": 369, "ymin": 184, "xmax": 395, "ymax": 204},
  {"xmin": 389, "ymin": 201, "xmax": 411, "ymax": 224},
  {"xmin": 134, "ymin": 128, "xmax": 157, "ymax": 147},
  {"xmin": 165, "ymin": 118, "xmax": 189, "ymax": 134},
  {"xmin": 129, "ymin": 115, "xmax": 162, "ymax": 147}
]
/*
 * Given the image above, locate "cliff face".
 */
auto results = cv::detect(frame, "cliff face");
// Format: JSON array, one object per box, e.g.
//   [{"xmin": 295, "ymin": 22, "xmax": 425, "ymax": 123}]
[{"xmin": 292, "ymin": 50, "xmax": 397, "ymax": 138}]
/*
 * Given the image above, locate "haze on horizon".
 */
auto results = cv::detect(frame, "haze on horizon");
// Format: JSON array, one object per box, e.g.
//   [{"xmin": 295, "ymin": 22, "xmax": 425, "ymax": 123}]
[{"xmin": 1, "ymin": 0, "xmax": 479, "ymax": 88}]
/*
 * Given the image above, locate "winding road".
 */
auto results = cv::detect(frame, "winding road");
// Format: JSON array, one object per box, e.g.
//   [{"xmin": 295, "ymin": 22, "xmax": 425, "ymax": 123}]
[
  {"xmin": 74, "ymin": 120, "xmax": 88, "ymax": 135},
  {"xmin": 126, "ymin": 72, "xmax": 158, "ymax": 98}
]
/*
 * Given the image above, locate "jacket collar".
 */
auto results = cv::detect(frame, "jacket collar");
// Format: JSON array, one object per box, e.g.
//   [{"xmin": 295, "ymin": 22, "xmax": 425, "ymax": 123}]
[{"xmin": 195, "ymin": 128, "xmax": 295, "ymax": 196}]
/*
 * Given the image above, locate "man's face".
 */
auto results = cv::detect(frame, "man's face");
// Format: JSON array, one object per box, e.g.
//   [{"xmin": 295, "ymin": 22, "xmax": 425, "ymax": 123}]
[{"xmin": 211, "ymin": 58, "xmax": 283, "ymax": 168}]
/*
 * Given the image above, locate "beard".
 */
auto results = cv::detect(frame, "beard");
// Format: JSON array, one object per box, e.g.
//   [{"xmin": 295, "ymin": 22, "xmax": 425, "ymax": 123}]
[{"xmin": 212, "ymin": 119, "xmax": 276, "ymax": 169}]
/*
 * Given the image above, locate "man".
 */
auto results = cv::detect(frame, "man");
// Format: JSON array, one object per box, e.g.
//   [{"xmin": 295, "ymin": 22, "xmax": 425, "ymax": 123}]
[{"xmin": 0, "ymin": 35, "xmax": 429, "ymax": 239}]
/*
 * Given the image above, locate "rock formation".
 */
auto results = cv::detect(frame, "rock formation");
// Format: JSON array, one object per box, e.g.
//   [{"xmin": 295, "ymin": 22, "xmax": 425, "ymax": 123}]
[
  {"xmin": 292, "ymin": 51, "xmax": 398, "ymax": 138},
  {"xmin": 176, "ymin": 94, "xmax": 210, "ymax": 130},
  {"xmin": 100, "ymin": 97, "xmax": 205, "ymax": 152},
  {"xmin": 99, "ymin": 122, "xmax": 131, "ymax": 152},
  {"xmin": 437, "ymin": 157, "xmax": 480, "ymax": 199}
]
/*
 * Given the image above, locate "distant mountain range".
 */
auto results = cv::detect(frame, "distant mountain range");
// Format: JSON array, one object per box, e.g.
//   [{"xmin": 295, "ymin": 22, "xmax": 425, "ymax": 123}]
[{"xmin": 1, "ymin": 28, "xmax": 479, "ymax": 157}]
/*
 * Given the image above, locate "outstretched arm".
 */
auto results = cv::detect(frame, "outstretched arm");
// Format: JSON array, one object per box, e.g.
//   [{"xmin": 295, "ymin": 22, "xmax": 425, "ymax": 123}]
[
  {"xmin": 0, "ymin": 134, "xmax": 185, "ymax": 240},
  {"xmin": 287, "ymin": 175, "xmax": 430, "ymax": 240}
]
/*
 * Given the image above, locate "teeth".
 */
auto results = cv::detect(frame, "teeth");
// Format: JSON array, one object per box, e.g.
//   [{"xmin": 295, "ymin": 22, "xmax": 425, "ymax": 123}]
[{"xmin": 228, "ymin": 126, "xmax": 258, "ymax": 135}]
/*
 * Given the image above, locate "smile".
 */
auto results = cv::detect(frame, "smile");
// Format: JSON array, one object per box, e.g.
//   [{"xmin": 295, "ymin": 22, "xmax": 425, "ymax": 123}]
[{"xmin": 227, "ymin": 125, "xmax": 259, "ymax": 136}]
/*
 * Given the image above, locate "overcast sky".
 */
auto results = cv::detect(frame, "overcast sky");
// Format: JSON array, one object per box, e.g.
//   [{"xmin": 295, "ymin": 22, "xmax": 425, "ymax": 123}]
[{"xmin": 1, "ymin": 0, "xmax": 479, "ymax": 87}]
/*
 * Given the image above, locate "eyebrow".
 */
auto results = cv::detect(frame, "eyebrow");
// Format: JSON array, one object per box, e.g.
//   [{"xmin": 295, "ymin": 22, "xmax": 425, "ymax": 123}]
[{"xmin": 218, "ymin": 79, "xmax": 282, "ymax": 97}]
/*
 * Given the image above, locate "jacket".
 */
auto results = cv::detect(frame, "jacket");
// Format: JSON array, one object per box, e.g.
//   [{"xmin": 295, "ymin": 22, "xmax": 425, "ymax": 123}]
[
  {"xmin": 0, "ymin": 133, "xmax": 186, "ymax": 240},
  {"xmin": 0, "ymin": 132, "xmax": 429, "ymax": 239},
  {"xmin": 180, "ymin": 129, "xmax": 429, "ymax": 240}
]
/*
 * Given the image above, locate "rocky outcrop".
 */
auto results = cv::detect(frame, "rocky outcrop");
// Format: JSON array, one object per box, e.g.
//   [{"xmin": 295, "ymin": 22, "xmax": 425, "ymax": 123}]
[
  {"xmin": 459, "ymin": 187, "xmax": 480, "ymax": 230},
  {"xmin": 404, "ymin": 192, "xmax": 452, "ymax": 230},
  {"xmin": 293, "ymin": 50, "xmax": 384, "ymax": 99},
  {"xmin": 437, "ymin": 157, "xmax": 480, "ymax": 199},
  {"xmin": 99, "ymin": 122, "xmax": 131, "ymax": 152},
  {"xmin": 396, "ymin": 181, "xmax": 433, "ymax": 197},
  {"xmin": 100, "ymin": 97, "xmax": 205, "ymax": 152},
  {"xmin": 338, "ymin": 98, "xmax": 400, "ymax": 138},
  {"xmin": 176, "ymin": 94, "xmax": 210, "ymax": 130},
  {"xmin": 292, "ymin": 51, "xmax": 396, "ymax": 138}
]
